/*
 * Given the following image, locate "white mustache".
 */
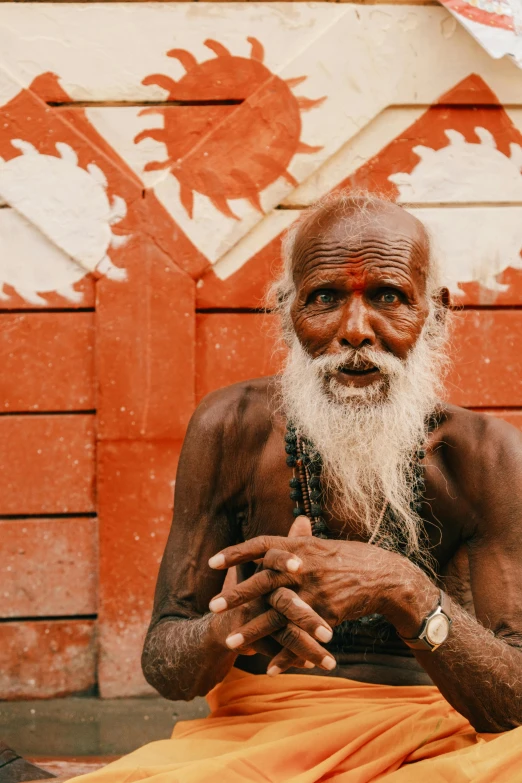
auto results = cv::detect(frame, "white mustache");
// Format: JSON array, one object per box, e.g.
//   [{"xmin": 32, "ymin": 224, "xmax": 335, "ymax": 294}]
[{"xmin": 310, "ymin": 347, "xmax": 404, "ymax": 377}]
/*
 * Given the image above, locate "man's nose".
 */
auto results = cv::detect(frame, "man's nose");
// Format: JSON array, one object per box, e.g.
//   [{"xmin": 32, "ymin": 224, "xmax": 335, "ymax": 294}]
[{"xmin": 337, "ymin": 298, "xmax": 376, "ymax": 349}]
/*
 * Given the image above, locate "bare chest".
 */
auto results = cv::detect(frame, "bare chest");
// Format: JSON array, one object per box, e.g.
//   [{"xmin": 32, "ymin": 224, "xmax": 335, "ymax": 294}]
[
  {"xmin": 232, "ymin": 419, "xmax": 474, "ymax": 683},
  {"xmin": 236, "ymin": 423, "xmax": 467, "ymax": 573}
]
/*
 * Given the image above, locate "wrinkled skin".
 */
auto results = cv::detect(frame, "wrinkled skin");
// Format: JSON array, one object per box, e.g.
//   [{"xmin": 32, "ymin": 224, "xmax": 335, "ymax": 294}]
[{"xmin": 143, "ymin": 202, "xmax": 522, "ymax": 732}]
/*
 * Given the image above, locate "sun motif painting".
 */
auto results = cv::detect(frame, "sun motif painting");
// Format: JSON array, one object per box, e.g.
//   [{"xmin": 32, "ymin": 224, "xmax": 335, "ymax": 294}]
[
  {"xmin": 0, "ymin": 140, "xmax": 127, "ymax": 304},
  {"xmin": 135, "ymin": 38, "xmax": 325, "ymax": 220},
  {"xmin": 390, "ymin": 127, "xmax": 522, "ymax": 294}
]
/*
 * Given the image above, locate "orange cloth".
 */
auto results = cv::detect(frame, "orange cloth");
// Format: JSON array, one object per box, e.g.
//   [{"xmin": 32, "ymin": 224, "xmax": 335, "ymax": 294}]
[{"xmin": 71, "ymin": 668, "xmax": 522, "ymax": 783}]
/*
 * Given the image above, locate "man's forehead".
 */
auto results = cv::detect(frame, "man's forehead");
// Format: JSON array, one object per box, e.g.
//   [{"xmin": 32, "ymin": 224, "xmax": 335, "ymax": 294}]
[{"xmin": 292, "ymin": 202, "xmax": 429, "ymax": 282}]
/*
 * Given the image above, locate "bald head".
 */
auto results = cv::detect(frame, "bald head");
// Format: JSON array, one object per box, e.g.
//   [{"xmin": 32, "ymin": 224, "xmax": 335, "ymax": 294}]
[{"xmin": 291, "ymin": 194, "xmax": 432, "ymax": 291}]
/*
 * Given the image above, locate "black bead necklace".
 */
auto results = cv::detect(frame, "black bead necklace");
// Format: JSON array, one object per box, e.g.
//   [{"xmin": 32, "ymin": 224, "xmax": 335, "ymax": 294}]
[{"xmin": 285, "ymin": 421, "xmax": 329, "ymax": 538}]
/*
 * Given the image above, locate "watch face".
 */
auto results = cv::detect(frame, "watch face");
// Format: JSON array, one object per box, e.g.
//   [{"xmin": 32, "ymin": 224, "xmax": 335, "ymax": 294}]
[{"xmin": 425, "ymin": 614, "xmax": 450, "ymax": 646}]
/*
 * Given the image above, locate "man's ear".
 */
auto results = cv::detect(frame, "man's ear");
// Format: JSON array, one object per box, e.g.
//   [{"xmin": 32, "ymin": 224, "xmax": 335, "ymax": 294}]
[{"xmin": 434, "ymin": 286, "xmax": 451, "ymax": 322}]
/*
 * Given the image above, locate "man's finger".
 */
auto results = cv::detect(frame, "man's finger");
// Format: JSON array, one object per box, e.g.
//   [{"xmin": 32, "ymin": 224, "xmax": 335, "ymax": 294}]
[
  {"xmin": 208, "ymin": 536, "xmax": 293, "ymax": 569},
  {"xmin": 263, "ymin": 548, "xmax": 303, "ymax": 574},
  {"xmin": 243, "ymin": 636, "xmax": 284, "ymax": 659},
  {"xmin": 288, "ymin": 515, "xmax": 312, "ymax": 538},
  {"xmin": 209, "ymin": 569, "xmax": 292, "ymax": 612},
  {"xmin": 265, "ymin": 647, "xmax": 315, "ymax": 675},
  {"xmin": 268, "ymin": 653, "xmax": 314, "ymax": 671},
  {"xmin": 225, "ymin": 608, "xmax": 286, "ymax": 650},
  {"xmin": 288, "ymin": 657, "xmax": 315, "ymax": 669},
  {"xmin": 235, "ymin": 642, "xmax": 311, "ymax": 671},
  {"xmin": 268, "ymin": 588, "xmax": 333, "ymax": 643},
  {"xmin": 222, "ymin": 567, "xmax": 237, "ymax": 591},
  {"xmin": 266, "ymin": 647, "xmax": 337, "ymax": 677},
  {"xmin": 270, "ymin": 623, "xmax": 336, "ymax": 672},
  {"xmin": 209, "ymin": 520, "xmax": 313, "ymax": 570}
]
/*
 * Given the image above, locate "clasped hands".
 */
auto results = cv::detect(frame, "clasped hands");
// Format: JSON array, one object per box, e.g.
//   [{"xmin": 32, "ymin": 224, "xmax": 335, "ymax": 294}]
[{"xmin": 207, "ymin": 516, "xmax": 410, "ymax": 675}]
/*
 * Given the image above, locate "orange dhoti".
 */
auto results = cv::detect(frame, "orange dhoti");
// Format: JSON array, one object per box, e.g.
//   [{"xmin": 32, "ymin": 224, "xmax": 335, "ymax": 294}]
[{"xmin": 71, "ymin": 668, "xmax": 522, "ymax": 783}]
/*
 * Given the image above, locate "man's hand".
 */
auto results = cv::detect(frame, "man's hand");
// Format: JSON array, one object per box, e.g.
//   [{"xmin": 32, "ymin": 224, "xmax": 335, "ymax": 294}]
[
  {"xmin": 209, "ymin": 532, "xmax": 427, "ymax": 671},
  {"xmin": 211, "ymin": 517, "xmax": 338, "ymax": 673},
  {"xmin": 208, "ymin": 534, "xmax": 400, "ymax": 625}
]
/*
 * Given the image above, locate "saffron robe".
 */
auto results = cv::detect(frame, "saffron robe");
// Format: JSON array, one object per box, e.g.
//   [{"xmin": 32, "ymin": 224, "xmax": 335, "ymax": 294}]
[{"xmin": 70, "ymin": 668, "xmax": 522, "ymax": 783}]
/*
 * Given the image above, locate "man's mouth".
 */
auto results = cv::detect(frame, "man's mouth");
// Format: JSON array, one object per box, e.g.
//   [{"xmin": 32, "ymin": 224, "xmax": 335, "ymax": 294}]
[{"xmin": 339, "ymin": 365, "xmax": 379, "ymax": 376}]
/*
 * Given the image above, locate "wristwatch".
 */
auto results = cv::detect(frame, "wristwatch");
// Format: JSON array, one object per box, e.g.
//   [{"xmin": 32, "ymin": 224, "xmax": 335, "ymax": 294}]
[{"xmin": 399, "ymin": 589, "xmax": 452, "ymax": 651}]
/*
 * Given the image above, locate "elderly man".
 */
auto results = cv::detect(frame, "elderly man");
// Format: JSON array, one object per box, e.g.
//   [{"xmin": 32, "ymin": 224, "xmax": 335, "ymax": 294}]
[{"xmin": 69, "ymin": 193, "xmax": 522, "ymax": 782}]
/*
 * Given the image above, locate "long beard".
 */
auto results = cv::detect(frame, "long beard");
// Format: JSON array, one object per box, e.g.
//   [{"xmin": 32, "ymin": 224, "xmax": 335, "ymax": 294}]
[{"xmin": 279, "ymin": 317, "xmax": 448, "ymax": 560}]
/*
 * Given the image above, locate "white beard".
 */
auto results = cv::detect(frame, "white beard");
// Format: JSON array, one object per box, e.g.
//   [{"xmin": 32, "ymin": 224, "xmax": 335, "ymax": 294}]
[{"xmin": 279, "ymin": 318, "xmax": 447, "ymax": 560}]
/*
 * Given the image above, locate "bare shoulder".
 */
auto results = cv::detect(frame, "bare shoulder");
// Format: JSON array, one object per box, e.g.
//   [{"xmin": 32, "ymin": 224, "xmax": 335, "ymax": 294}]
[
  {"xmin": 436, "ymin": 403, "xmax": 522, "ymax": 458},
  {"xmin": 435, "ymin": 403, "xmax": 522, "ymax": 532},
  {"xmin": 188, "ymin": 376, "xmax": 278, "ymax": 451}
]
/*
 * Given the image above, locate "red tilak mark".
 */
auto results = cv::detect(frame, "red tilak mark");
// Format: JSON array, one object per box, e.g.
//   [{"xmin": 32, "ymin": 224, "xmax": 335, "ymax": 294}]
[{"xmin": 343, "ymin": 269, "xmax": 367, "ymax": 293}]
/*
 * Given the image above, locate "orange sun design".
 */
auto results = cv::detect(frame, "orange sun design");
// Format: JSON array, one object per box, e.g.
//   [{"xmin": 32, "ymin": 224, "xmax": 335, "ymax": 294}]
[{"xmin": 135, "ymin": 37, "xmax": 325, "ymax": 219}]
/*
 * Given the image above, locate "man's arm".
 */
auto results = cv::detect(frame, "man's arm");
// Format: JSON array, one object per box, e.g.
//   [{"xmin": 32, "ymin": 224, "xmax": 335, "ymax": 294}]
[
  {"xmin": 393, "ymin": 591, "xmax": 522, "ymax": 732},
  {"xmin": 142, "ymin": 613, "xmax": 237, "ymax": 701},
  {"xmin": 142, "ymin": 386, "xmax": 332, "ymax": 700},
  {"xmin": 393, "ymin": 416, "xmax": 522, "ymax": 732},
  {"xmin": 141, "ymin": 388, "xmax": 245, "ymax": 701}
]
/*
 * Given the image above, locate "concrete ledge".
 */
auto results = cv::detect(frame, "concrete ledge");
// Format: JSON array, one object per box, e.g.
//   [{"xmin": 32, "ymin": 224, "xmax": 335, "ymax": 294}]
[{"xmin": 0, "ymin": 698, "xmax": 209, "ymax": 757}]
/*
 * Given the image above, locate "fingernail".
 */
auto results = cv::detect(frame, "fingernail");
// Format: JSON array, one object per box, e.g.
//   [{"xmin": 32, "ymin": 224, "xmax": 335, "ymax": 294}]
[
  {"xmin": 286, "ymin": 558, "xmax": 301, "ymax": 573},
  {"xmin": 322, "ymin": 656, "xmax": 336, "ymax": 671},
  {"xmin": 315, "ymin": 626, "xmax": 333, "ymax": 643},
  {"xmin": 225, "ymin": 633, "xmax": 244, "ymax": 650},
  {"xmin": 209, "ymin": 597, "xmax": 227, "ymax": 613},
  {"xmin": 208, "ymin": 554, "xmax": 226, "ymax": 569},
  {"xmin": 267, "ymin": 666, "xmax": 281, "ymax": 677},
  {"xmin": 292, "ymin": 596, "xmax": 310, "ymax": 610},
  {"xmin": 304, "ymin": 661, "xmax": 315, "ymax": 669}
]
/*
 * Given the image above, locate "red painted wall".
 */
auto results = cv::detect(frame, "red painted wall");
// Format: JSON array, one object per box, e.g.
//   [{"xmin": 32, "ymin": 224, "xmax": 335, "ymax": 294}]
[{"xmin": 1, "ymin": 13, "xmax": 522, "ymax": 699}]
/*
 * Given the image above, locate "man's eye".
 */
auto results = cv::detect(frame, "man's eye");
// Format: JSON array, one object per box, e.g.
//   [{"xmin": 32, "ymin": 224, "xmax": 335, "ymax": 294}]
[
  {"xmin": 314, "ymin": 291, "xmax": 335, "ymax": 305},
  {"xmin": 378, "ymin": 290, "xmax": 400, "ymax": 304}
]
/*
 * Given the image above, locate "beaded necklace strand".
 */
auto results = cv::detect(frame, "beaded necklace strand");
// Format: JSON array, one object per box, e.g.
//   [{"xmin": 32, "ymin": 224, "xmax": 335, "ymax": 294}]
[{"xmin": 285, "ymin": 422, "xmax": 329, "ymax": 538}]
